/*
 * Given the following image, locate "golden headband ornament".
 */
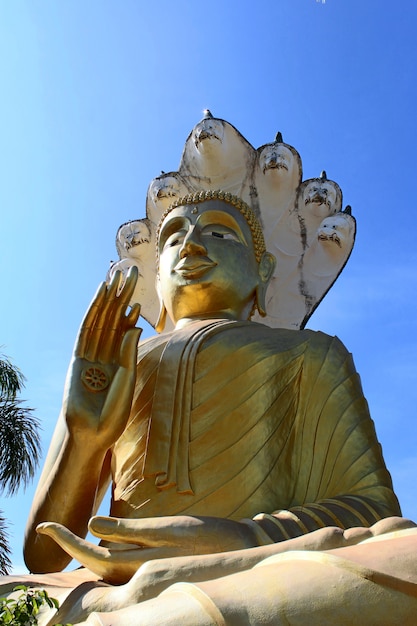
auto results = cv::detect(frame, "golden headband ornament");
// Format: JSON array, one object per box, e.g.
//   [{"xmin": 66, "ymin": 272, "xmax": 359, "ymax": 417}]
[{"xmin": 156, "ymin": 189, "xmax": 266, "ymax": 263}]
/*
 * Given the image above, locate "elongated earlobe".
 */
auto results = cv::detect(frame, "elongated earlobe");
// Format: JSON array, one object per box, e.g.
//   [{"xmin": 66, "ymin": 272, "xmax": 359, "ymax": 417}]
[
  {"xmin": 255, "ymin": 251, "xmax": 276, "ymax": 317},
  {"xmin": 255, "ymin": 283, "xmax": 268, "ymax": 317},
  {"xmin": 155, "ymin": 301, "xmax": 167, "ymax": 333}
]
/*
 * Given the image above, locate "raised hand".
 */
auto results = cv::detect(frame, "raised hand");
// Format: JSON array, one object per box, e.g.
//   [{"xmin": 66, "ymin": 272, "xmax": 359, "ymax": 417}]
[
  {"xmin": 63, "ymin": 268, "xmax": 142, "ymax": 449},
  {"xmin": 24, "ymin": 268, "xmax": 142, "ymax": 573}
]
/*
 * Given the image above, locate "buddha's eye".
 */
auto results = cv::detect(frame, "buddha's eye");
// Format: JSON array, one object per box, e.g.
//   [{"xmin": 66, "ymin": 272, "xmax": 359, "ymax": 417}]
[
  {"xmin": 201, "ymin": 228, "xmax": 239, "ymax": 242},
  {"xmin": 163, "ymin": 232, "xmax": 185, "ymax": 249}
]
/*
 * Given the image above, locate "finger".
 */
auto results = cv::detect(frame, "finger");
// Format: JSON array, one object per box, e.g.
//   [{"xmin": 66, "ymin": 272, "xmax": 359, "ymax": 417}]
[
  {"xmin": 86, "ymin": 272, "xmax": 122, "ymax": 362},
  {"xmin": 95, "ymin": 268, "xmax": 139, "ymax": 363},
  {"xmin": 37, "ymin": 521, "xmax": 142, "ymax": 583},
  {"xmin": 107, "ymin": 267, "xmax": 140, "ymax": 331},
  {"xmin": 118, "ymin": 265, "xmax": 139, "ymax": 304},
  {"xmin": 99, "ymin": 305, "xmax": 141, "ymax": 365},
  {"xmin": 74, "ymin": 283, "xmax": 107, "ymax": 358},
  {"xmin": 106, "ymin": 266, "xmax": 139, "ymax": 322},
  {"xmin": 36, "ymin": 522, "xmax": 184, "ymax": 585},
  {"xmin": 89, "ymin": 515, "xmax": 194, "ymax": 547},
  {"xmin": 126, "ymin": 302, "xmax": 141, "ymax": 327},
  {"xmin": 89, "ymin": 516, "xmax": 147, "ymax": 545},
  {"xmin": 97, "ymin": 330, "xmax": 141, "ymax": 439},
  {"xmin": 119, "ymin": 326, "xmax": 142, "ymax": 369}
]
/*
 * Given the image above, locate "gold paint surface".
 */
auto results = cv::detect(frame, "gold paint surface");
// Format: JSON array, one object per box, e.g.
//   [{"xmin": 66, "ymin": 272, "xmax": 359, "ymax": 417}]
[{"xmin": 17, "ymin": 198, "xmax": 414, "ymax": 624}]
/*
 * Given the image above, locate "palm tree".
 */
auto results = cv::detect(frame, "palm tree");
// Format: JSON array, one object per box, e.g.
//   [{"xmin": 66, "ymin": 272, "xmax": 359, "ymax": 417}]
[{"xmin": 0, "ymin": 352, "xmax": 41, "ymax": 574}]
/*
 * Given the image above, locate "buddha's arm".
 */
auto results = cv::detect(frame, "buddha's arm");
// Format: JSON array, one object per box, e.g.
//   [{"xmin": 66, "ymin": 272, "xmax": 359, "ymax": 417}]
[
  {"xmin": 48, "ymin": 523, "xmax": 399, "ymax": 622},
  {"xmin": 35, "ymin": 514, "xmax": 415, "ymax": 604},
  {"xmin": 253, "ymin": 494, "xmax": 400, "ymax": 544},
  {"xmin": 24, "ymin": 416, "xmax": 113, "ymax": 572},
  {"xmin": 24, "ymin": 270, "xmax": 141, "ymax": 573}
]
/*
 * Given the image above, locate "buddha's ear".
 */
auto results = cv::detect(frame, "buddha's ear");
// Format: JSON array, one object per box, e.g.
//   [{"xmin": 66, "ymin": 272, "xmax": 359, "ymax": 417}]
[
  {"xmin": 255, "ymin": 251, "xmax": 276, "ymax": 317},
  {"xmin": 155, "ymin": 277, "xmax": 168, "ymax": 333}
]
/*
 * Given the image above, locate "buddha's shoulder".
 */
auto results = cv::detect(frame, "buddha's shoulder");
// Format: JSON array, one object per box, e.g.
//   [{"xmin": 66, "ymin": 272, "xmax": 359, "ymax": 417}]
[
  {"xmin": 136, "ymin": 321, "xmax": 350, "ymax": 362},
  {"xmin": 242, "ymin": 321, "xmax": 350, "ymax": 355}
]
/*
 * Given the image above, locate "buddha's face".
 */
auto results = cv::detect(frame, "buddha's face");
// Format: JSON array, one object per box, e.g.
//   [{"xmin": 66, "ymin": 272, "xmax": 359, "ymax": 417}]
[{"xmin": 157, "ymin": 200, "xmax": 264, "ymax": 324}]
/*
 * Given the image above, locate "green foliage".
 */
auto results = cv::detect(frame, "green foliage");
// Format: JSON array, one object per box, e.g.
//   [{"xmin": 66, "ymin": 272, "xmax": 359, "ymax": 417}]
[
  {"xmin": 0, "ymin": 399, "xmax": 41, "ymax": 496},
  {"xmin": 0, "ymin": 585, "xmax": 71, "ymax": 625},
  {"xmin": 0, "ymin": 351, "xmax": 41, "ymax": 496},
  {"xmin": 0, "ymin": 514, "xmax": 11, "ymax": 576},
  {"xmin": 0, "ymin": 351, "xmax": 41, "ymax": 574},
  {"xmin": 0, "ymin": 355, "xmax": 24, "ymax": 399}
]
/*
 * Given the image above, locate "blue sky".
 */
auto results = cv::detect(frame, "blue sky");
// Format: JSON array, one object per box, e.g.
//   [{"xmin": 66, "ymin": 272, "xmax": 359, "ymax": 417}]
[{"xmin": 1, "ymin": 0, "xmax": 416, "ymax": 572}]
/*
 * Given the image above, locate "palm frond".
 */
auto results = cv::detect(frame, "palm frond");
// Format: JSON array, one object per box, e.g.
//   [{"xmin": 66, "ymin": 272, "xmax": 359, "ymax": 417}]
[
  {"xmin": 0, "ymin": 353, "xmax": 25, "ymax": 399},
  {"xmin": 0, "ymin": 400, "xmax": 41, "ymax": 496},
  {"xmin": 0, "ymin": 511, "xmax": 12, "ymax": 574}
]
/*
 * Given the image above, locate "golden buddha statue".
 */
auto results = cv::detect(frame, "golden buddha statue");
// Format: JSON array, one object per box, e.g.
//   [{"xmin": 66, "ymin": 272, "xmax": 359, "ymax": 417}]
[
  {"xmin": 3, "ymin": 117, "xmax": 416, "ymax": 625},
  {"xmin": 3, "ymin": 114, "xmax": 417, "ymax": 626}
]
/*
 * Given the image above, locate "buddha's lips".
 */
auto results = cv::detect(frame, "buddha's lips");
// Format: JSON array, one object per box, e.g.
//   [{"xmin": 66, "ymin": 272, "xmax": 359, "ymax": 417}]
[{"xmin": 174, "ymin": 257, "xmax": 217, "ymax": 278}]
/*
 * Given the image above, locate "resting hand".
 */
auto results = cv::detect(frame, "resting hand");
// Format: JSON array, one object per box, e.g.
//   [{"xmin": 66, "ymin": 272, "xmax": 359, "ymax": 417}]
[
  {"xmin": 63, "ymin": 268, "xmax": 141, "ymax": 449},
  {"xmin": 39, "ymin": 516, "xmax": 417, "ymax": 625},
  {"xmin": 37, "ymin": 514, "xmax": 259, "ymax": 584}
]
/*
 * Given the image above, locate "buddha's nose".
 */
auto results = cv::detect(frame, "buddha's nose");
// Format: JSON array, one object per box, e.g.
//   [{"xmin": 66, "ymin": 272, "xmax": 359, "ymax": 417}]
[{"xmin": 179, "ymin": 226, "xmax": 207, "ymax": 258}]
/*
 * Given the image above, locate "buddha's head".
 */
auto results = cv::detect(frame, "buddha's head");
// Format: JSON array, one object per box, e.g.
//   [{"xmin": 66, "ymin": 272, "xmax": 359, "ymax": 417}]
[{"xmin": 155, "ymin": 191, "xmax": 276, "ymax": 331}]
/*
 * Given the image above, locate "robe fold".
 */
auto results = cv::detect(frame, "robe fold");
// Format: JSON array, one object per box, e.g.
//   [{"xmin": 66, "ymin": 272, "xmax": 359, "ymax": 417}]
[
  {"xmin": 110, "ymin": 320, "xmax": 399, "ymax": 533},
  {"xmin": 0, "ymin": 320, "xmax": 407, "ymax": 625}
]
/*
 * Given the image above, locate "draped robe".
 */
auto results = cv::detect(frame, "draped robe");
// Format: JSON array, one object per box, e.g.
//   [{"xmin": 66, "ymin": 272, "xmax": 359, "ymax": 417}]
[
  {"xmin": 0, "ymin": 320, "xmax": 408, "ymax": 626},
  {"xmin": 110, "ymin": 319, "xmax": 399, "ymax": 537}
]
